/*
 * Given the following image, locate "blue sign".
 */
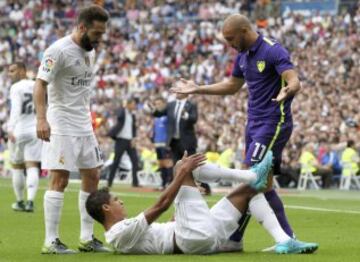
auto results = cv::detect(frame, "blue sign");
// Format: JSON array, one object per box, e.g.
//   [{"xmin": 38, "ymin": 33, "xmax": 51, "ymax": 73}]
[{"xmin": 281, "ymin": 0, "xmax": 339, "ymax": 16}]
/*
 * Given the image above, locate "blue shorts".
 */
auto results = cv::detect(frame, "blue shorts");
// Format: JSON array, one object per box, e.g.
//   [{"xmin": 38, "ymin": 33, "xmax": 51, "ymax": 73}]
[
  {"xmin": 244, "ymin": 119, "xmax": 293, "ymax": 173},
  {"xmin": 156, "ymin": 147, "xmax": 172, "ymax": 160}
]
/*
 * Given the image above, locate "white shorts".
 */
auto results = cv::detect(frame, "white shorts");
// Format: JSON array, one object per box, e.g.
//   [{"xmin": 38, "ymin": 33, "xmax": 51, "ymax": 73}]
[
  {"xmin": 41, "ymin": 134, "xmax": 104, "ymax": 172},
  {"xmin": 9, "ymin": 138, "xmax": 42, "ymax": 164},
  {"xmin": 174, "ymin": 186, "xmax": 242, "ymax": 254}
]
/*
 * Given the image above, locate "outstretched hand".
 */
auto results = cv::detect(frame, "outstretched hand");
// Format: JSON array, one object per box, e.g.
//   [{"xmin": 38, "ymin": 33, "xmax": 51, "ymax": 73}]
[
  {"xmin": 174, "ymin": 151, "xmax": 207, "ymax": 175},
  {"xmin": 170, "ymin": 78, "xmax": 199, "ymax": 95}
]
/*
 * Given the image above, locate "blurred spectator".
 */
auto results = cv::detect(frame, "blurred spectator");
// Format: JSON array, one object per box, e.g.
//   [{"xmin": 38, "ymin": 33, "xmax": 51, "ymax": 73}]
[
  {"xmin": 299, "ymin": 143, "xmax": 333, "ymax": 188},
  {"xmin": 341, "ymin": 140, "xmax": 360, "ymax": 177}
]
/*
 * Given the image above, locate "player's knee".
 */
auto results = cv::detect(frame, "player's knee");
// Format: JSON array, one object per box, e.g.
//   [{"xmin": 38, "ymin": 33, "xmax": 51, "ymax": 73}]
[{"xmin": 51, "ymin": 176, "xmax": 69, "ymax": 191}]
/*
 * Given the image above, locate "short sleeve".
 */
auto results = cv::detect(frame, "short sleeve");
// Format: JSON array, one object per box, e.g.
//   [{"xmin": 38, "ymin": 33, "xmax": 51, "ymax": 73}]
[
  {"xmin": 231, "ymin": 55, "xmax": 244, "ymax": 78},
  {"xmin": 269, "ymin": 45, "xmax": 294, "ymax": 75},
  {"xmin": 37, "ymin": 47, "xmax": 63, "ymax": 83},
  {"xmin": 105, "ymin": 212, "xmax": 149, "ymax": 251}
]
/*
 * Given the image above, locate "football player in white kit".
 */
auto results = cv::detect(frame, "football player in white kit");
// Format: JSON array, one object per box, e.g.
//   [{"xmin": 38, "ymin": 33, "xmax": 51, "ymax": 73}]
[
  {"xmin": 86, "ymin": 151, "xmax": 318, "ymax": 255},
  {"xmin": 34, "ymin": 5, "xmax": 110, "ymax": 254},
  {"xmin": 8, "ymin": 62, "xmax": 42, "ymax": 213}
]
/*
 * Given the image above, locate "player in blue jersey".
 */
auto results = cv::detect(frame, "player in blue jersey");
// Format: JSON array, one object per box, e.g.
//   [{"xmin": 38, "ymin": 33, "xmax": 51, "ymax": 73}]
[{"xmin": 171, "ymin": 14, "xmax": 318, "ymax": 251}]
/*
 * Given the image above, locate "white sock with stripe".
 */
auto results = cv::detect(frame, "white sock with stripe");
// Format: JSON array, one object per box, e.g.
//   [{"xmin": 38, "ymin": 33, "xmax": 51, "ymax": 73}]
[
  {"xmin": 26, "ymin": 167, "xmax": 39, "ymax": 201},
  {"xmin": 192, "ymin": 163, "xmax": 256, "ymax": 184},
  {"xmin": 249, "ymin": 193, "xmax": 290, "ymax": 243},
  {"xmin": 12, "ymin": 169, "xmax": 25, "ymax": 201},
  {"xmin": 79, "ymin": 190, "xmax": 94, "ymax": 242},
  {"xmin": 44, "ymin": 190, "xmax": 64, "ymax": 245}
]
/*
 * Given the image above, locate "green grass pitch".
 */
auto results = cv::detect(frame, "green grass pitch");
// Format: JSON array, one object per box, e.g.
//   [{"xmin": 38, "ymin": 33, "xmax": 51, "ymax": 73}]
[{"xmin": 1, "ymin": 177, "xmax": 360, "ymax": 262}]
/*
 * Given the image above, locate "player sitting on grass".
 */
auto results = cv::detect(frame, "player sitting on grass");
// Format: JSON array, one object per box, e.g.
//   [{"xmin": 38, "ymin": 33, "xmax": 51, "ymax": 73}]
[{"xmin": 86, "ymin": 151, "xmax": 318, "ymax": 254}]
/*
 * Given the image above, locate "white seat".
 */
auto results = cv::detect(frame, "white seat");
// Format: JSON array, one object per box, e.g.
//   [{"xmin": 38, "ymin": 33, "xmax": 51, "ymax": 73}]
[
  {"xmin": 137, "ymin": 170, "xmax": 161, "ymax": 187},
  {"xmin": 340, "ymin": 163, "xmax": 360, "ymax": 190},
  {"xmin": 297, "ymin": 164, "xmax": 321, "ymax": 190}
]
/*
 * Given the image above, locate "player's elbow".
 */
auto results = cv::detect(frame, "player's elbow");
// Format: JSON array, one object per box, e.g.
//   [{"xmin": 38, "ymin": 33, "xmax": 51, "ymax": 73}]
[
  {"xmin": 228, "ymin": 86, "xmax": 239, "ymax": 95},
  {"xmin": 35, "ymin": 78, "xmax": 48, "ymax": 91},
  {"xmin": 226, "ymin": 80, "xmax": 241, "ymax": 95}
]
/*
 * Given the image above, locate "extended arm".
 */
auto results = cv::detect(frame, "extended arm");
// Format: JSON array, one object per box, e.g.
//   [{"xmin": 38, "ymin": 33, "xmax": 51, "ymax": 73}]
[
  {"xmin": 171, "ymin": 76, "xmax": 245, "ymax": 96},
  {"xmin": 34, "ymin": 78, "xmax": 51, "ymax": 141},
  {"xmin": 143, "ymin": 153, "xmax": 206, "ymax": 224}
]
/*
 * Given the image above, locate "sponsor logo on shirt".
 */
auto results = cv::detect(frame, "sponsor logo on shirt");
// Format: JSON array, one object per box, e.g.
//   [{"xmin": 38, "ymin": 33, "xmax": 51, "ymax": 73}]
[
  {"xmin": 71, "ymin": 71, "xmax": 93, "ymax": 87},
  {"xmin": 42, "ymin": 58, "xmax": 55, "ymax": 73},
  {"xmin": 256, "ymin": 60, "xmax": 266, "ymax": 73}
]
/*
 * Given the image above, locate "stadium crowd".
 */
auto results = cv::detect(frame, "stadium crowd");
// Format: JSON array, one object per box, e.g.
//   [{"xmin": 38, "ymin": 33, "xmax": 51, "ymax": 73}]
[{"xmin": 0, "ymin": 0, "xmax": 359, "ymax": 187}]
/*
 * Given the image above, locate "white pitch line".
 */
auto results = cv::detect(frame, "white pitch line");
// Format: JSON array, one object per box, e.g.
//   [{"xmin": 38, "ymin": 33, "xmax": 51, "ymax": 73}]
[{"xmin": 284, "ymin": 205, "xmax": 360, "ymax": 215}]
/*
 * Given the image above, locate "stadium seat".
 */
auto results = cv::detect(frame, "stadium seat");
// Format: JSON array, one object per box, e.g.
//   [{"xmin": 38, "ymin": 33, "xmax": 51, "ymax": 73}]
[
  {"xmin": 339, "ymin": 163, "xmax": 360, "ymax": 190},
  {"xmin": 137, "ymin": 170, "xmax": 161, "ymax": 187},
  {"xmin": 297, "ymin": 164, "xmax": 321, "ymax": 190}
]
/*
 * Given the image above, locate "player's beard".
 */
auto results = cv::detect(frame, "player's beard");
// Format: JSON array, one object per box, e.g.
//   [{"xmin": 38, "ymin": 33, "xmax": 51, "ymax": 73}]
[
  {"xmin": 234, "ymin": 35, "xmax": 247, "ymax": 52},
  {"xmin": 80, "ymin": 32, "xmax": 98, "ymax": 51}
]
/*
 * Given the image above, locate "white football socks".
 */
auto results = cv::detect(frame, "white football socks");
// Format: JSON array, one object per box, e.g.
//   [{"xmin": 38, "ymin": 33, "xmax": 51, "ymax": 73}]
[
  {"xmin": 79, "ymin": 190, "xmax": 94, "ymax": 242},
  {"xmin": 192, "ymin": 163, "xmax": 256, "ymax": 184},
  {"xmin": 12, "ymin": 169, "xmax": 25, "ymax": 201},
  {"xmin": 249, "ymin": 193, "xmax": 290, "ymax": 243},
  {"xmin": 26, "ymin": 167, "xmax": 39, "ymax": 201},
  {"xmin": 44, "ymin": 190, "xmax": 64, "ymax": 246}
]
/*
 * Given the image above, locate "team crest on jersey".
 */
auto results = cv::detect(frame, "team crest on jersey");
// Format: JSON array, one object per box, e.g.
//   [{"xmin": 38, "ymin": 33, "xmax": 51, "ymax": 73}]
[
  {"xmin": 256, "ymin": 61, "xmax": 266, "ymax": 73},
  {"xmin": 84, "ymin": 56, "xmax": 90, "ymax": 66},
  {"xmin": 42, "ymin": 58, "xmax": 55, "ymax": 73},
  {"xmin": 59, "ymin": 156, "xmax": 65, "ymax": 165}
]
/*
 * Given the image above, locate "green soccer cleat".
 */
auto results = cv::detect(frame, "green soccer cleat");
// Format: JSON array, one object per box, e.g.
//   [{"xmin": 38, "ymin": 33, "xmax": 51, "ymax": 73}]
[
  {"xmin": 25, "ymin": 201, "xmax": 34, "ymax": 212},
  {"xmin": 12, "ymin": 201, "xmax": 26, "ymax": 212},
  {"xmin": 275, "ymin": 239, "xmax": 319, "ymax": 254},
  {"xmin": 249, "ymin": 151, "xmax": 273, "ymax": 191},
  {"xmin": 78, "ymin": 236, "xmax": 111, "ymax": 253},
  {"xmin": 41, "ymin": 238, "xmax": 78, "ymax": 254}
]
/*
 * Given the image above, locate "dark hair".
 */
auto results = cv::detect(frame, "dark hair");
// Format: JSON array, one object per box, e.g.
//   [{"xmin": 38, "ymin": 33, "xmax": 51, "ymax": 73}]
[
  {"xmin": 86, "ymin": 187, "xmax": 111, "ymax": 224},
  {"xmin": 127, "ymin": 96, "xmax": 139, "ymax": 104},
  {"xmin": 347, "ymin": 140, "xmax": 355, "ymax": 147},
  {"xmin": 77, "ymin": 5, "xmax": 109, "ymax": 27},
  {"xmin": 11, "ymin": 61, "xmax": 26, "ymax": 71},
  {"xmin": 154, "ymin": 96, "xmax": 165, "ymax": 102}
]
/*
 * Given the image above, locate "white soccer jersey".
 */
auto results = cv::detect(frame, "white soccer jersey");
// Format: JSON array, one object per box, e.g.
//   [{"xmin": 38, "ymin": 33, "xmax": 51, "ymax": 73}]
[
  {"xmin": 8, "ymin": 79, "xmax": 37, "ymax": 141},
  {"xmin": 37, "ymin": 35, "xmax": 95, "ymax": 136},
  {"xmin": 105, "ymin": 213, "xmax": 175, "ymax": 254}
]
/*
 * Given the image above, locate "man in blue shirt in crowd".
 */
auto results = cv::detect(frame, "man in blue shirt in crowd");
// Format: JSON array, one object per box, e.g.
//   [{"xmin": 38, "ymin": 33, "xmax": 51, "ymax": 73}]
[
  {"xmin": 152, "ymin": 96, "xmax": 173, "ymax": 190},
  {"xmin": 171, "ymin": 14, "xmax": 318, "ymax": 252}
]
